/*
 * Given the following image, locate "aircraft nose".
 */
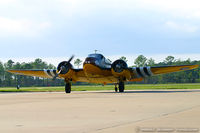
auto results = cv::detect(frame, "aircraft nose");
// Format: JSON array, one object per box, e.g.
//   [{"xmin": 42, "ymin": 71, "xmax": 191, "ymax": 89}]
[{"xmin": 84, "ymin": 57, "xmax": 96, "ymax": 65}]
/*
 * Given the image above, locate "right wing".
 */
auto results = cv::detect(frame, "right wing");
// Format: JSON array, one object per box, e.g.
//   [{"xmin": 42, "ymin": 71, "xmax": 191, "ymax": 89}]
[
  {"xmin": 7, "ymin": 69, "xmax": 87, "ymax": 81},
  {"xmin": 7, "ymin": 69, "xmax": 60, "ymax": 79}
]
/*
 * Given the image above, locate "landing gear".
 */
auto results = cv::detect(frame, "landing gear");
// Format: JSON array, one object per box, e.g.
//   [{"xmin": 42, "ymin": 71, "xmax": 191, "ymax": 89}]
[
  {"xmin": 65, "ymin": 82, "xmax": 71, "ymax": 93},
  {"xmin": 119, "ymin": 81, "xmax": 124, "ymax": 92},
  {"xmin": 115, "ymin": 84, "xmax": 118, "ymax": 92},
  {"xmin": 114, "ymin": 82, "xmax": 125, "ymax": 92}
]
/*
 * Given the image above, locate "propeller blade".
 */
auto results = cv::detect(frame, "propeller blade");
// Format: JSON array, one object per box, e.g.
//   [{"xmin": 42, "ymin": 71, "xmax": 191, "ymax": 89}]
[
  {"xmin": 52, "ymin": 70, "xmax": 62, "ymax": 80},
  {"xmin": 68, "ymin": 55, "xmax": 75, "ymax": 63}
]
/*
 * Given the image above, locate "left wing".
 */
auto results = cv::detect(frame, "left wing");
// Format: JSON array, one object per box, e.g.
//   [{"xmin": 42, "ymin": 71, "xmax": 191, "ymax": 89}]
[
  {"xmin": 151, "ymin": 65, "xmax": 199, "ymax": 75},
  {"xmin": 129, "ymin": 65, "xmax": 199, "ymax": 79}
]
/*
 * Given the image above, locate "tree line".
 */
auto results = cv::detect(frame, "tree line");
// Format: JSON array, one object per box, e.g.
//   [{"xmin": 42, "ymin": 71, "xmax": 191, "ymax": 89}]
[{"xmin": 0, "ymin": 55, "xmax": 200, "ymax": 87}]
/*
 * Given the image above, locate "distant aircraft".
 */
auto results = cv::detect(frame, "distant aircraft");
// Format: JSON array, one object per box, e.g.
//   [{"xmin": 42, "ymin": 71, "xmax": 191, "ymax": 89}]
[{"xmin": 8, "ymin": 53, "xmax": 199, "ymax": 93}]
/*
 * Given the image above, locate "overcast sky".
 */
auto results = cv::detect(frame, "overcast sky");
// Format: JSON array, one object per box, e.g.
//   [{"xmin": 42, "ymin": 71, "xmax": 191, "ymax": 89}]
[{"xmin": 0, "ymin": 0, "xmax": 200, "ymax": 66}]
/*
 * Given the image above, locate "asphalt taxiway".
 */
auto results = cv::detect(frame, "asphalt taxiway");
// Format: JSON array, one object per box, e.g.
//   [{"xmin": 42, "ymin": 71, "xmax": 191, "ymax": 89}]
[{"xmin": 0, "ymin": 90, "xmax": 200, "ymax": 133}]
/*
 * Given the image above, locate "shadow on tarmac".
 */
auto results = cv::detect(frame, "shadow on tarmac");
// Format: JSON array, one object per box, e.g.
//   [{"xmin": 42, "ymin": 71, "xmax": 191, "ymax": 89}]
[
  {"xmin": 1, "ymin": 90, "xmax": 200, "ymax": 94},
  {"xmin": 98, "ymin": 90, "xmax": 200, "ymax": 94}
]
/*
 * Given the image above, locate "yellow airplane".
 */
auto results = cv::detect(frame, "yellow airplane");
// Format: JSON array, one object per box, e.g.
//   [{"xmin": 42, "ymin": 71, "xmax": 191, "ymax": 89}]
[{"xmin": 8, "ymin": 54, "xmax": 199, "ymax": 93}]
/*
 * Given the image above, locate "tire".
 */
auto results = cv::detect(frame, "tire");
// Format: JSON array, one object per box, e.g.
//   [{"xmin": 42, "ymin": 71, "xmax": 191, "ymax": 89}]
[
  {"xmin": 119, "ymin": 82, "xmax": 124, "ymax": 92},
  {"xmin": 65, "ymin": 82, "xmax": 71, "ymax": 93},
  {"xmin": 115, "ymin": 87, "xmax": 118, "ymax": 92}
]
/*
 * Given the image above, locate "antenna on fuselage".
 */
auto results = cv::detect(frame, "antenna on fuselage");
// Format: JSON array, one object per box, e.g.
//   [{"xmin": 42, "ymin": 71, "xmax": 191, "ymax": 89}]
[{"xmin": 94, "ymin": 50, "xmax": 98, "ymax": 54}]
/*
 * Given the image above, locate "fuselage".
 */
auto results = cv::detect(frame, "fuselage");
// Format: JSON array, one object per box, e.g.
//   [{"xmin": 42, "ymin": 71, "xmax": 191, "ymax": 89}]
[
  {"xmin": 83, "ymin": 54, "xmax": 112, "ymax": 78},
  {"xmin": 84, "ymin": 54, "xmax": 111, "ymax": 69}
]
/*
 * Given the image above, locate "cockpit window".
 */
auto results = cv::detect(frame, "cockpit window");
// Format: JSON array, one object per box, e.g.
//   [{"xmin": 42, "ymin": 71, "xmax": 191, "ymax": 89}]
[{"xmin": 88, "ymin": 54, "xmax": 104, "ymax": 59}]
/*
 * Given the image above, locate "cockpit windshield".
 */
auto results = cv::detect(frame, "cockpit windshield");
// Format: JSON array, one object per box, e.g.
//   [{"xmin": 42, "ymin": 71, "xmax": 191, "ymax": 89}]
[{"xmin": 88, "ymin": 54, "xmax": 104, "ymax": 59}]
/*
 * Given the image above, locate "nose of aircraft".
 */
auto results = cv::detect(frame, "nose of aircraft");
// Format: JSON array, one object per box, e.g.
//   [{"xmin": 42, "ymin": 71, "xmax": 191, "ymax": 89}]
[{"xmin": 84, "ymin": 57, "xmax": 96, "ymax": 65}]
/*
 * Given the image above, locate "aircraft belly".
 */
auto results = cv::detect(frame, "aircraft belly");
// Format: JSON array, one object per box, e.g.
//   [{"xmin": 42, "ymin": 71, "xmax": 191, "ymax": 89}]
[
  {"xmin": 76, "ymin": 75, "xmax": 118, "ymax": 84},
  {"xmin": 82, "ymin": 64, "xmax": 117, "ymax": 84},
  {"xmin": 83, "ymin": 64, "xmax": 112, "ymax": 77},
  {"xmin": 88, "ymin": 77, "xmax": 118, "ymax": 84}
]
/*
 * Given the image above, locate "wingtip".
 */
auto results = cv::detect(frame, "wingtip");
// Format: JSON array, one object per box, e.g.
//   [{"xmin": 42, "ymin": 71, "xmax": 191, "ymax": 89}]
[
  {"xmin": 6, "ymin": 70, "xmax": 18, "ymax": 73},
  {"xmin": 194, "ymin": 64, "xmax": 199, "ymax": 68},
  {"xmin": 189, "ymin": 64, "xmax": 200, "ymax": 70},
  {"xmin": 6, "ymin": 70, "xmax": 11, "ymax": 72}
]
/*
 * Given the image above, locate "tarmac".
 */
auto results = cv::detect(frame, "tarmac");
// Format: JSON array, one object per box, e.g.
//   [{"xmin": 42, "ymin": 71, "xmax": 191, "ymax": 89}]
[{"xmin": 0, "ymin": 90, "xmax": 200, "ymax": 133}]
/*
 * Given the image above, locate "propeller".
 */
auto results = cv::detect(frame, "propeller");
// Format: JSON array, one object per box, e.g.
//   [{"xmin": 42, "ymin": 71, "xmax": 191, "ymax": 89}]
[
  {"xmin": 112, "ymin": 59, "xmax": 128, "ymax": 73},
  {"xmin": 53, "ymin": 55, "xmax": 75, "ymax": 80},
  {"xmin": 68, "ymin": 55, "xmax": 74, "ymax": 63},
  {"xmin": 52, "ymin": 69, "xmax": 61, "ymax": 80}
]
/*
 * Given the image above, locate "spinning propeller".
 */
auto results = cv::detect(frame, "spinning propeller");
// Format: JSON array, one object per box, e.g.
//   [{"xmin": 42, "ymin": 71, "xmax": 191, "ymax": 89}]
[
  {"xmin": 111, "ymin": 60, "xmax": 128, "ymax": 73},
  {"xmin": 53, "ymin": 55, "xmax": 74, "ymax": 80}
]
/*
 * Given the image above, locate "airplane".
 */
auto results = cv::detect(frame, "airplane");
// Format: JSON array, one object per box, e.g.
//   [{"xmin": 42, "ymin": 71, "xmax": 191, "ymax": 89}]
[{"xmin": 8, "ymin": 53, "xmax": 199, "ymax": 93}]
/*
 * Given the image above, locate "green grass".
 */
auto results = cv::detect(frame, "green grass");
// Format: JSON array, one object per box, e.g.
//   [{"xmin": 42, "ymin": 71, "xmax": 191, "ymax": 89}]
[{"xmin": 0, "ymin": 83, "xmax": 200, "ymax": 92}]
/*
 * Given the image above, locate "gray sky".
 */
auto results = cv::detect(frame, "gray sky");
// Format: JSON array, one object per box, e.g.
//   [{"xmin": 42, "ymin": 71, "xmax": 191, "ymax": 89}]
[{"xmin": 0, "ymin": 0, "xmax": 200, "ymax": 66}]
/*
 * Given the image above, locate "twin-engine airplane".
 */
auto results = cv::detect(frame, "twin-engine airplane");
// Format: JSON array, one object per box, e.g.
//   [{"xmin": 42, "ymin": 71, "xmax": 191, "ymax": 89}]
[{"xmin": 8, "ymin": 53, "xmax": 199, "ymax": 93}]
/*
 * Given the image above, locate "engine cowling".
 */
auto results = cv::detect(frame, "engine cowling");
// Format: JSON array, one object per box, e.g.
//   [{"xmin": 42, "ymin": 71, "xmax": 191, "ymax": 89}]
[
  {"xmin": 52, "ymin": 55, "xmax": 75, "ymax": 80},
  {"xmin": 57, "ymin": 61, "xmax": 73, "ymax": 75},
  {"xmin": 111, "ymin": 60, "xmax": 131, "ymax": 80},
  {"xmin": 111, "ymin": 59, "xmax": 128, "ymax": 73}
]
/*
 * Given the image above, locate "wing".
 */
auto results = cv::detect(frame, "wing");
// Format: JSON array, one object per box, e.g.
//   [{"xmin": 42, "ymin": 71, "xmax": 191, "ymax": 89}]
[
  {"xmin": 7, "ymin": 65, "xmax": 199, "ymax": 83},
  {"xmin": 7, "ymin": 69, "xmax": 59, "ymax": 79},
  {"xmin": 130, "ymin": 65, "xmax": 199, "ymax": 79},
  {"xmin": 7, "ymin": 69, "xmax": 86, "ymax": 80},
  {"xmin": 151, "ymin": 65, "xmax": 199, "ymax": 75}
]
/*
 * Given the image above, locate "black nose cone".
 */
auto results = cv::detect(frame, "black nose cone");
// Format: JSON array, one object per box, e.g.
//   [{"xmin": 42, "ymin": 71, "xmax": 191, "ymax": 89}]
[{"xmin": 84, "ymin": 57, "xmax": 96, "ymax": 65}]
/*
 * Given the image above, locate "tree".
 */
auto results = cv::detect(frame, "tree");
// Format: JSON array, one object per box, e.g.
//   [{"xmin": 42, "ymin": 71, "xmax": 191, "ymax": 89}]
[
  {"xmin": 48, "ymin": 64, "xmax": 56, "ymax": 69},
  {"xmin": 147, "ymin": 58, "xmax": 155, "ymax": 66},
  {"xmin": 5, "ymin": 60, "xmax": 14, "ymax": 68},
  {"xmin": 0, "ymin": 61, "xmax": 4, "ymax": 87},
  {"xmin": 134, "ymin": 55, "xmax": 147, "ymax": 67},
  {"xmin": 74, "ymin": 58, "xmax": 82, "ymax": 68},
  {"xmin": 164, "ymin": 56, "xmax": 175, "ymax": 65},
  {"xmin": 120, "ymin": 56, "xmax": 128, "ymax": 62},
  {"xmin": 4, "ymin": 60, "xmax": 15, "ymax": 86}
]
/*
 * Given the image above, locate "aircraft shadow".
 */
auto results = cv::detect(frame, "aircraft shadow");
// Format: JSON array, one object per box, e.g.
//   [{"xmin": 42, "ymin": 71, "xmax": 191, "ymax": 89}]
[{"xmin": 98, "ymin": 90, "xmax": 200, "ymax": 94}]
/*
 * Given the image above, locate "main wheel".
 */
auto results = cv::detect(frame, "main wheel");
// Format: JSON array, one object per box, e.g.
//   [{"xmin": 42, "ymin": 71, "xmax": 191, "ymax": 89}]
[
  {"xmin": 114, "ymin": 84, "xmax": 118, "ymax": 92},
  {"xmin": 119, "ymin": 82, "xmax": 124, "ymax": 92},
  {"xmin": 65, "ymin": 82, "xmax": 71, "ymax": 93},
  {"xmin": 115, "ymin": 87, "xmax": 118, "ymax": 92}
]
